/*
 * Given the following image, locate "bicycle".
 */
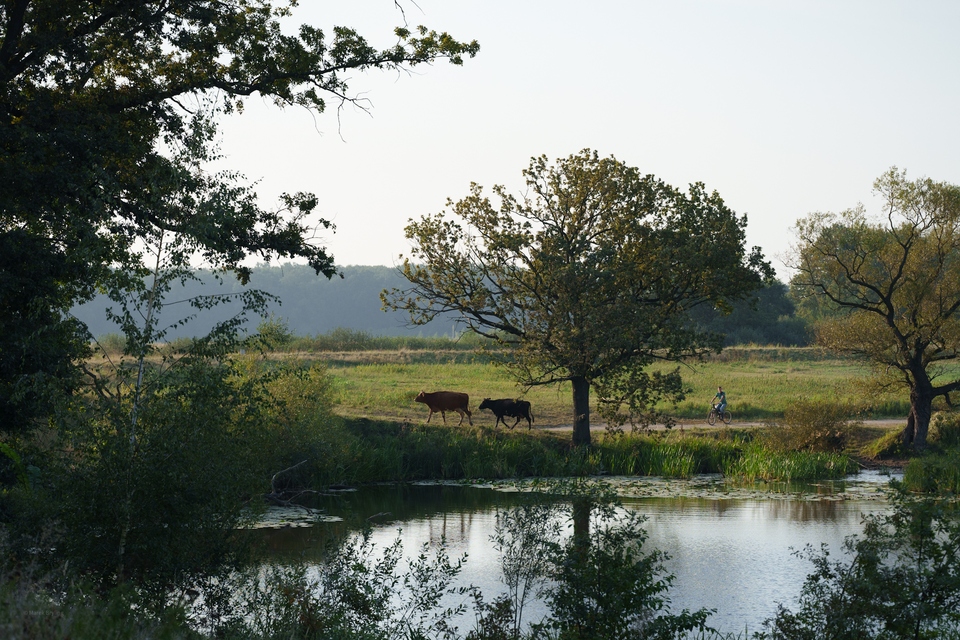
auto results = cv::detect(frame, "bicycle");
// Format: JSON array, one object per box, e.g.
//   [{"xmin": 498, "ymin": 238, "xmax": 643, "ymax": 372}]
[{"xmin": 707, "ymin": 403, "xmax": 732, "ymax": 425}]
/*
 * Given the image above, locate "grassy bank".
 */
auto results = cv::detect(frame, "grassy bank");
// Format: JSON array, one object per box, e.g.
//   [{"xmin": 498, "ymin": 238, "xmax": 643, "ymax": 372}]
[{"xmin": 298, "ymin": 417, "xmax": 858, "ymax": 486}]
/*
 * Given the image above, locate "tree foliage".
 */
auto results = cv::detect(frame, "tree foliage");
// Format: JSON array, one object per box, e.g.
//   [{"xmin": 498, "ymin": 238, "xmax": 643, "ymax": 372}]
[
  {"xmin": 1, "ymin": 0, "xmax": 479, "ymax": 617},
  {"xmin": 758, "ymin": 486, "xmax": 960, "ymax": 640},
  {"xmin": 791, "ymin": 168, "xmax": 960, "ymax": 448},
  {"xmin": 384, "ymin": 150, "xmax": 771, "ymax": 445},
  {"xmin": 0, "ymin": 0, "xmax": 477, "ymax": 433}
]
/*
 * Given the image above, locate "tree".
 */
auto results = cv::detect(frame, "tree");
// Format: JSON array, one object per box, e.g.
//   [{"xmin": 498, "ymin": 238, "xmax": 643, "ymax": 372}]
[
  {"xmin": 791, "ymin": 168, "xmax": 960, "ymax": 448},
  {"xmin": 758, "ymin": 486, "xmax": 960, "ymax": 640},
  {"xmin": 383, "ymin": 150, "xmax": 771, "ymax": 445},
  {"xmin": 0, "ymin": 1, "xmax": 478, "ymax": 433}
]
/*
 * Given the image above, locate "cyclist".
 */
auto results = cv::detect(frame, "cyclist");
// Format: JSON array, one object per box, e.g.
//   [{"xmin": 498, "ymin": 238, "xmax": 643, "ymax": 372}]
[{"xmin": 712, "ymin": 386, "xmax": 727, "ymax": 414}]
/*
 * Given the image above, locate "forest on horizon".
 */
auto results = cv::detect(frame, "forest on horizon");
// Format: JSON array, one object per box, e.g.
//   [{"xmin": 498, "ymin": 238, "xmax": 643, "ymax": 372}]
[{"xmin": 72, "ymin": 264, "xmax": 811, "ymax": 346}]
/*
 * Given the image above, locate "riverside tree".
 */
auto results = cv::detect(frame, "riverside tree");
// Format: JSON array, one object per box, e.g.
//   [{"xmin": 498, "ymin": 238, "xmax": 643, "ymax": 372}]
[
  {"xmin": 0, "ymin": 1, "xmax": 478, "ymax": 434},
  {"xmin": 383, "ymin": 150, "xmax": 771, "ymax": 446},
  {"xmin": 0, "ymin": 0, "xmax": 478, "ymax": 600},
  {"xmin": 791, "ymin": 168, "xmax": 960, "ymax": 448}
]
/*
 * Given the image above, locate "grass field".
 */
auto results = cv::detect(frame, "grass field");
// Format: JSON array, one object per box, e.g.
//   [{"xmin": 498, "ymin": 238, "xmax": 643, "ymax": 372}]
[{"xmin": 265, "ymin": 347, "xmax": 926, "ymax": 427}]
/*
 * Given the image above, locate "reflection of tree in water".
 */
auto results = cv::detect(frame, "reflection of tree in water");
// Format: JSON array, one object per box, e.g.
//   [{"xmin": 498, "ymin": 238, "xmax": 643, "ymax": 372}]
[
  {"xmin": 625, "ymin": 494, "xmax": 867, "ymax": 524},
  {"xmin": 764, "ymin": 499, "xmax": 861, "ymax": 524},
  {"xmin": 476, "ymin": 482, "xmax": 714, "ymax": 639},
  {"xmin": 427, "ymin": 511, "xmax": 477, "ymax": 546},
  {"xmin": 255, "ymin": 484, "xmax": 533, "ymax": 559}
]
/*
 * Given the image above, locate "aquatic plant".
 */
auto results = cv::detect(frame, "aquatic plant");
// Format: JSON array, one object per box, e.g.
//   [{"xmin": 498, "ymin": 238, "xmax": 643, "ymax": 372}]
[{"xmin": 723, "ymin": 444, "xmax": 856, "ymax": 482}]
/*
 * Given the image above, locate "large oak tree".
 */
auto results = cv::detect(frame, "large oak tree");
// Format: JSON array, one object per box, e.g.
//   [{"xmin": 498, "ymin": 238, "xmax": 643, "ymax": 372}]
[
  {"xmin": 0, "ymin": 0, "xmax": 477, "ymax": 431},
  {"xmin": 383, "ymin": 150, "xmax": 771, "ymax": 445},
  {"xmin": 791, "ymin": 168, "xmax": 960, "ymax": 448}
]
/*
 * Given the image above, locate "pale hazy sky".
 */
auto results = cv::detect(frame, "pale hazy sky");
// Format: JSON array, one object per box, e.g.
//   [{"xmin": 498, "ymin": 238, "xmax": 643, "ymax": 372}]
[{"xmin": 216, "ymin": 1, "xmax": 960, "ymax": 281}]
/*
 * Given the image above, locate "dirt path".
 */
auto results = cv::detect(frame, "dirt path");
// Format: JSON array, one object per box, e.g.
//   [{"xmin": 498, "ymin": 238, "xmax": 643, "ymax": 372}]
[{"xmin": 538, "ymin": 418, "xmax": 906, "ymax": 432}]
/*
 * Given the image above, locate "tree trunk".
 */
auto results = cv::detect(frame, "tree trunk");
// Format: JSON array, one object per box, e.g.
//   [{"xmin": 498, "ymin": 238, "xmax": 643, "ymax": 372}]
[
  {"xmin": 572, "ymin": 497, "xmax": 591, "ymax": 556},
  {"xmin": 903, "ymin": 375, "xmax": 933, "ymax": 449},
  {"xmin": 903, "ymin": 412, "xmax": 915, "ymax": 447},
  {"xmin": 571, "ymin": 376, "xmax": 591, "ymax": 447}
]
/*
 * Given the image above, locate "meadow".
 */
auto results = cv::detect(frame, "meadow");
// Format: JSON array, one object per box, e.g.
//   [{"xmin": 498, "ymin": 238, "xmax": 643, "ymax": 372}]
[{"xmin": 300, "ymin": 347, "xmax": 917, "ymax": 427}]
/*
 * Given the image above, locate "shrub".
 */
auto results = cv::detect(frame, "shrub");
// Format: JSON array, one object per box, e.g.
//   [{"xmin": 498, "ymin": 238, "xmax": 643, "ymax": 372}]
[
  {"xmin": 253, "ymin": 314, "xmax": 295, "ymax": 350},
  {"xmin": 932, "ymin": 412, "xmax": 960, "ymax": 448},
  {"xmin": 756, "ymin": 486, "xmax": 960, "ymax": 639},
  {"xmin": 766, "ymin": 399, "xmax": 863, "ymax": 453},
  {"xmin": 161, "ymin": 336, "xmax": 196, "ymax": 354}
]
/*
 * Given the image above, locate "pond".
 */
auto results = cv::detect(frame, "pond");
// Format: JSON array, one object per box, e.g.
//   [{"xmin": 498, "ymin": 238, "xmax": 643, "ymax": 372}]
[{"xmin": 252, "ymin": 470, "xmax": 900, "ymax": 635}]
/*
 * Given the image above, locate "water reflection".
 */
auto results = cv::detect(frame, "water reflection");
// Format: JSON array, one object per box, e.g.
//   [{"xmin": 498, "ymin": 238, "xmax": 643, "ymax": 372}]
[
  {"xmin": 628, "ymin": 496, "xmax": 876, "ymax": 632},
  {"xmin": 252, "ymin": 474, "xmax": 898, "ymax": 634},
  {"xmin": 251, "ymin": 484, "xmax": 534, "ymax": 562}
]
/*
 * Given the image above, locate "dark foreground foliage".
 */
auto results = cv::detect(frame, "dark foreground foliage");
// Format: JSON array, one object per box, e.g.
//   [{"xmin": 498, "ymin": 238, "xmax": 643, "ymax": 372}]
[
  {"xmin": 1, "ymin": 483, "xmax": 719, "ymax": 640},
  {"xmin": 756, "ymin": 484, "xmax": 960, "ymax": 640}
]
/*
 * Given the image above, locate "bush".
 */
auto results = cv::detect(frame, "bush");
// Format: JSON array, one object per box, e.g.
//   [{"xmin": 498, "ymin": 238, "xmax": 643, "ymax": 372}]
[
  {"xmin": 4, "ymin": 357, "xmax": 321, "ymax": 607},
  {"xmin": 932, "ymin": 412, "xmax": 960, "ymax": 448},
  {"xmin": 43, "ymin": 359, "xmax": 271, "ymax": 600},
  {"xmin": 756, "ymin": 486, "xmax": 960, "ymax": 639},
  {"xmin": 253, "ymin": 314, "xmax": 295, "ymax": 350},
  {"xmin": 95, "ymin": 332, "xmax": 127, "ymax": 355},
  {"xmin": 766, "ymin": 399, "xmax": 863, "ymax": 453},
  {"xmin": 161, "ymin": 336, "xmax": 196, "ymax": 354}
]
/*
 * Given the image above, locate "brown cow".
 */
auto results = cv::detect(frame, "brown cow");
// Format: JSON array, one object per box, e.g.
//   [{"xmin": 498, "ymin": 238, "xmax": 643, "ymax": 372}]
[{"xmin": 415, "ymin": 391, "xmax": 473, "ymax": 426}]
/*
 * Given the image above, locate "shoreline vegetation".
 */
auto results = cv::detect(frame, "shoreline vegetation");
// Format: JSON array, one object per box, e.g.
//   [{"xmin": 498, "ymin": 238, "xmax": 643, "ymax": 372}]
[{"xmin": 88, "ymin": 333, "xmax": 959, "ymax": 490}]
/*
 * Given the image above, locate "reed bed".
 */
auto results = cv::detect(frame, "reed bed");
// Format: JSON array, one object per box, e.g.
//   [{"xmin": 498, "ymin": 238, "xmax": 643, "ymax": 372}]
[
  {"xmin": 722, "ymin": 443, "xmax": 857, "ymax": 481},
  {"xmin": 904, "ymin": 449, "xmax": 960, "ymax": 494},
  {"xmin": 302, "ymin": 418, "xmax": 854, "ymax": 486}
]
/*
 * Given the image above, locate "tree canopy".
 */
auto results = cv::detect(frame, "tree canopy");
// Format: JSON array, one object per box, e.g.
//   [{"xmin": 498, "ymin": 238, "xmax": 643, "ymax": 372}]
[
  {"xmin": 0, "ymin": 0, "xmax": 477, "ymax": 432},
  {"xmin": 2, "ymin": 0, "xmax": 477, "ymax": 280},
  {"xmin": 383, "ymin": 150, "xmax": 772, "ymax": 445},
  {"xmin": 791, "ymin": 168, "xmax": 960, "ymax": 447}
]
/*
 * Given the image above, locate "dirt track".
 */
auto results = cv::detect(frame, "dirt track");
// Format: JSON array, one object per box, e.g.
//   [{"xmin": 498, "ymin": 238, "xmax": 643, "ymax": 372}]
[{"xmin": 539, "ymin": 418, "xmax": 906, "ymax": 432}]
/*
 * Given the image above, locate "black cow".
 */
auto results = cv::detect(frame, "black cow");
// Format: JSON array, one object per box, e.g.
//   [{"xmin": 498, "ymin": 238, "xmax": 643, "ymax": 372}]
[{"xmin": 478, "ymin": 398, "xmax": 534, "ymax": 429}]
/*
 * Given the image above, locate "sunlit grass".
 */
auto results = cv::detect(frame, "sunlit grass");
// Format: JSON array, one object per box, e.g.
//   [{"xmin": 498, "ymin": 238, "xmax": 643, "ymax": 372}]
[{"xmin": 316, "ymin": 350, "xmax": 914, "ymax": 425}]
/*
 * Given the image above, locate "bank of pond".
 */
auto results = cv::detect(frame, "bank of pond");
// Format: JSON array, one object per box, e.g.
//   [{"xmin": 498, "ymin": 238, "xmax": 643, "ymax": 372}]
[{"xmin": 294, "ymin": 417, "xmax": 872, "ymax": 487}]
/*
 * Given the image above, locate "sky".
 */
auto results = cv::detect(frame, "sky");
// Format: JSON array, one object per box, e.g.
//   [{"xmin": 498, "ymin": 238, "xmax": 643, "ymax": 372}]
[{"xmin": 215, "ymin": 0, "xmax": 960, "ymax": 281}]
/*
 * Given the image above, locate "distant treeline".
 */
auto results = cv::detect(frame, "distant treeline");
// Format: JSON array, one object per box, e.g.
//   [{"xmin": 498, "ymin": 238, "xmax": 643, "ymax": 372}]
[
  {"xmin": 72, "ymin": 264, "xmax": 462, "ymax": 340},
  {"xmin": 688, "ymin": 280, "xmax": 811, "ymax": 347},
  {"xmin": 72, "ymin": 264, "xmax": 811, "ymax": 346}
]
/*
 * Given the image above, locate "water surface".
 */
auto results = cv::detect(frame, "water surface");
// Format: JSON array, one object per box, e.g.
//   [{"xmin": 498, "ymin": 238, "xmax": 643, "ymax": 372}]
[{"xmin": 254, "ymin": 471, "xmax": 899, "ymax": 634}]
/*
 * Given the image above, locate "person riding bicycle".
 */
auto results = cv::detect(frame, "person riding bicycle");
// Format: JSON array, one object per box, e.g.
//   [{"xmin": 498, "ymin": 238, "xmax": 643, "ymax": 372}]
[{"xmin": 712, "ymin": 386, "xmax": 727, "ymax": 414}]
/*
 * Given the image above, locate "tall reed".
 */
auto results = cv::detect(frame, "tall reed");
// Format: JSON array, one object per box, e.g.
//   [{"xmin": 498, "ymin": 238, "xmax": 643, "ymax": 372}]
[
  {"xmin": 903, "ymin": 449, "xmax": 960, "ymax": 494},
  {"xmin": 722, "ymin": 443, "xmax": 857, "ymax": 482}
]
